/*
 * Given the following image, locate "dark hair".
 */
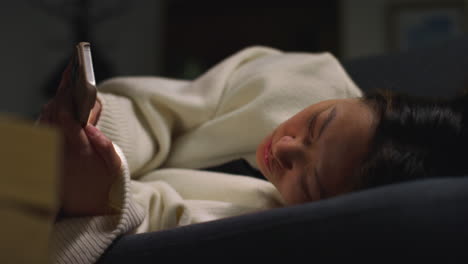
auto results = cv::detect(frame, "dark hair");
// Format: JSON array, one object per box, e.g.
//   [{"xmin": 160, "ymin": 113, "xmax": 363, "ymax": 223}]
[{"xmin": 357, "ymin": 89, "xmax": 468, "ymax": 189}]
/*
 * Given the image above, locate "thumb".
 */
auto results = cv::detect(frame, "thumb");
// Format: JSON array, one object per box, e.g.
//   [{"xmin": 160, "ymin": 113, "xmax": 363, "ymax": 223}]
[{"xmin": 84, "ymin": 124, "xmax": 122, "ymax": 174}]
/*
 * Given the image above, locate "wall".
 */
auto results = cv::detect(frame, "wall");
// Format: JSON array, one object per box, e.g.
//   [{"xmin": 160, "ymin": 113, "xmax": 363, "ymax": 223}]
[
  {"xmin": 340, "ymin": 0, "xmax": 468, "ymax": 59},
  {"xmin": 0, "ymin": 0, "xmax": 164, "ymax": 118}
]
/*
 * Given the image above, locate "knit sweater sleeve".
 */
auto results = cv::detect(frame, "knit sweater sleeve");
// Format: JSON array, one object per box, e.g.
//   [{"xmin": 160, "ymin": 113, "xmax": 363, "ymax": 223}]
[{"xmin": 50, "ymin": 144, "xmax": 145, "ymax": 264}]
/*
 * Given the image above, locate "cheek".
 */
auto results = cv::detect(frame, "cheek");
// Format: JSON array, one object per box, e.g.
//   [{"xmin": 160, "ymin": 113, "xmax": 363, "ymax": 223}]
[
  {"xmin": 318, "ymin": 138, "xmax": 364, "ymax": 195},
  {"xmin": 275, "ymin": 172, "xmax": 307, "ymax": 204}
]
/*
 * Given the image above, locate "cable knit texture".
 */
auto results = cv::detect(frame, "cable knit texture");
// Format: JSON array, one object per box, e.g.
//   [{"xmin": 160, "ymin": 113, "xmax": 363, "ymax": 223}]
[
  {"xmin": 49, "ymin": 46, "xmax": 362, "ymax": 263},
  {"xmin": 51, "ymin": 144, "xmax": 145, "ymax": 264}
]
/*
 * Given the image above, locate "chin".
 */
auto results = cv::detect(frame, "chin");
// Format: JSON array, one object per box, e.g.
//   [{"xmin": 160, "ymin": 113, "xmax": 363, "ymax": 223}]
[{"xmin": 255, "ymin": 138, "xmax": 269, "ymax": 181}]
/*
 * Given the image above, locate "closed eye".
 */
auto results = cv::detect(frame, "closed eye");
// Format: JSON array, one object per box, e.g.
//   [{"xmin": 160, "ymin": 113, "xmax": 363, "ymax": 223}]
[
  {"xmin": 306, "ymin": 113, "xmax": 319, "ymax": 145},
  {"xmin": 318, "ymin": 106, "xmax": 337, "ymax": 139},
  {"xmin": 306, "ymin": 106, "xmax": 333, "ymax": 144}
]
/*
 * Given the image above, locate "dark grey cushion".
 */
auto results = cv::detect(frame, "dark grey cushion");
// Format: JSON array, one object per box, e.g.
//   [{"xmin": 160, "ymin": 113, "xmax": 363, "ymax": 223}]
[{"xmin": 98, "ymin": 177, "xmax": 468, "ymax": 262}]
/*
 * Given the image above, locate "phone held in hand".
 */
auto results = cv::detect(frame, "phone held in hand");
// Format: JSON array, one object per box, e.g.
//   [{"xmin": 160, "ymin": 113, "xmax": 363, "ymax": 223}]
[{"xmin": 70, "ymin": 42, "xmax": 97, "ymax": 127}]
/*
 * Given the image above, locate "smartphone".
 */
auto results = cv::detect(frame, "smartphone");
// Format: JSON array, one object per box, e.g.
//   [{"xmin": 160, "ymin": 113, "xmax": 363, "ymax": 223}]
[{"xmin": 70, "ymin": 42, "xmax": 97, "ymax": 127}]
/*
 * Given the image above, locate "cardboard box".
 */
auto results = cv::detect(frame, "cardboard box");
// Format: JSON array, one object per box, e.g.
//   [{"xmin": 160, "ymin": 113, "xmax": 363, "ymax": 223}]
[{"xmin": 0, "ymin": 115, "xmax": 60, "ymax": 263}]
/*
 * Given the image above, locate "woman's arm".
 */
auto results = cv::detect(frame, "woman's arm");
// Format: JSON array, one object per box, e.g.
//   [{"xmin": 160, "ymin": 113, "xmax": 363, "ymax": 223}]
[
  {"xmin": 39, "ymin": 65, "xmax": 145, "ymax": 264},
  {"xmin": 39, "ymin": 63, "xmax": 120, "ymax": 217}
]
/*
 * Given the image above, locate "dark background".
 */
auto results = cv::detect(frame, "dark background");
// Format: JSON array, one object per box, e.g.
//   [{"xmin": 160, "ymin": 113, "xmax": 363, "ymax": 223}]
[
  {"xmin": 163, "ymin": 1, "xmax": 339, "ymax": 78},
  {"xmin": 0, "ymin": 0, "xmax": 466, "ymax": 118}
]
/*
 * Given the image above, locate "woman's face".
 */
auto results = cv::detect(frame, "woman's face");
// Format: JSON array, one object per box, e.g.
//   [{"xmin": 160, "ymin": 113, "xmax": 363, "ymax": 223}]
[{"xmin": 256, "ymin": 98, "xmax": 376, "ymax": 204}]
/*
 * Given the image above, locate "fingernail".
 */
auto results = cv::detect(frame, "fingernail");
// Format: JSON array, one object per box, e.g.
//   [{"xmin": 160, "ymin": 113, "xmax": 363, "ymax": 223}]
[{"xmin": 85, "ymin": 124, "xmax": 100, "ymax": 138}]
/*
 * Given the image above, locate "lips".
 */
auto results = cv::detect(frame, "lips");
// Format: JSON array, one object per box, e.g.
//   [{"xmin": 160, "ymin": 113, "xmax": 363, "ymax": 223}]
[{"xmin": 264, "ymin": 139, "xmax": 272, "ymax": 173}]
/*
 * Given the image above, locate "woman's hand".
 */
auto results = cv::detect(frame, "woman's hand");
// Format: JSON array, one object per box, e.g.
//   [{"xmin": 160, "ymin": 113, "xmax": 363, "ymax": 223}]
[
  {"xmin": 37, "ymin": 62, "xmax": 119, "ymax": 217},
  {"xmin": 65, "ymin": 122, "xmax": 121, "ymax": 217},
  {"xmin": 88, "ymin": 97, "xmax": 102, "ymax": 126},
  {"xmin": 39, "ymin": 56, "xmax": 102, "ymax": 126},
  {"xmin": 40, "ymin": 105, "xmax": 121, "ymax": 217}
]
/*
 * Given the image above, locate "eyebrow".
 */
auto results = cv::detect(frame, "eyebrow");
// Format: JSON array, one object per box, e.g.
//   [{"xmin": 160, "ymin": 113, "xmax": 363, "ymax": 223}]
[{"xmin": 318, "ymin": 106, "xmax": 337, "ymax": 139}]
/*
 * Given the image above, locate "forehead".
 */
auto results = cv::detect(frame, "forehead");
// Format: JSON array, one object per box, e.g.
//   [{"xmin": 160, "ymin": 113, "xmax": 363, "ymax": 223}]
[
  {"xmin": 305, "ymin": 98, "xmax": 367, "ymax": 114},
  {"xmin": 336, "ymin": 99, "xmax": 374, "ymax": 126}
]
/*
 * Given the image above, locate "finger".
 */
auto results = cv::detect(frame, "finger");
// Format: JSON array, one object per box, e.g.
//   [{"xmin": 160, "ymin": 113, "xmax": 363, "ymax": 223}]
[
  {"xmin": 56, "ymin": 110, "xmax": 93, "ymax": 153},
  {"xmin": 39, "ymin": 100, "xmax": 85, "ymax": 153},
  {"xmin": 85, "ymin": 124, "xmax": 122, "ymax": 174},
  {"xmin": 40, "ymin": 98, "xmax": 70, "ymax": 126},
  {"xmin": 88, "ymin": 98, "xmax": 102, "ymax": 126},
  {"xmin": 37, "ymin": 101, "xmax": 62, "ymax": 127},
  {"xmin": 36, "ymin": 113, "xmax": 50, "ymax": 126},
  {"xmin": 57, "ymin": 58, "xmax": 74, "ymax": 96},
  {"xmin": 55, "ymin": 108, "xmax": 75, "ymax": 128},
  {"xmin": 36, "ymin": 103, "xmax": 51, "ymax": 125}
]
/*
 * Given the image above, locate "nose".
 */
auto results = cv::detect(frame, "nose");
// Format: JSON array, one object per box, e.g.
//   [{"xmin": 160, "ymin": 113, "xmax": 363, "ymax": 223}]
[{"xmin": 272, "ymin": 135, "xmax": 304, "ymax": 170}]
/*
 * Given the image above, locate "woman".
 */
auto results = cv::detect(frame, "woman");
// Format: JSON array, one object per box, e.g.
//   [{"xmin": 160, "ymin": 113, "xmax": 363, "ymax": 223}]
[{"xmin": 41, "ymin": 46, "xmax": 468, "ymax": 264}]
